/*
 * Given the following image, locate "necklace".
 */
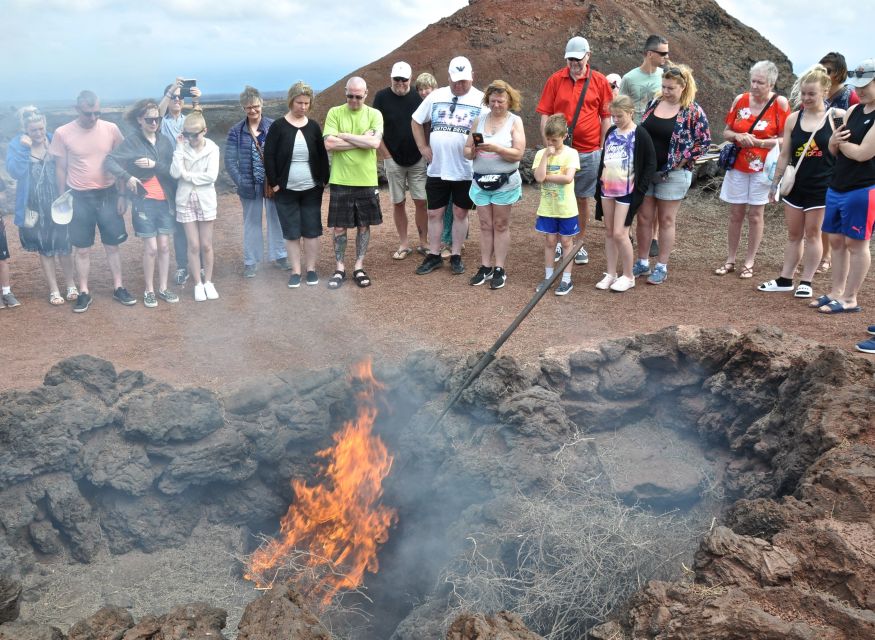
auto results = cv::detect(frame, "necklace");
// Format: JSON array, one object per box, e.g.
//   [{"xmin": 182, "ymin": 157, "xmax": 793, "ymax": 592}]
[{"xmin": 486, "ymin": 112, "xmax": 508, "ymax": 135}]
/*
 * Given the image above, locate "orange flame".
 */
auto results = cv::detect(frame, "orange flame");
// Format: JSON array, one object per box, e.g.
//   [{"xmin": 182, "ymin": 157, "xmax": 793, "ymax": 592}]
[{"xmin": 245, "ymin": 359, "xmax": 397, "ymax": 605}]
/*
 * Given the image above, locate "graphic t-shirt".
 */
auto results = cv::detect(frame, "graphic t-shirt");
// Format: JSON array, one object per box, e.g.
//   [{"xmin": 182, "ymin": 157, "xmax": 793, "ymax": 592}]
[
  {"xmin": 533, "ymin": 145, "xmax": 580, "ymax": 218},
  {"xmin": 724, "ymin": 92, "xmax": 789, "ymax": 173},
  {"xmin": 412, "ymin": 85, "xmax": 485, "ymax": 180},
  {"xmin": 601, "ymin": 128, "xmax": 636, "ymax": 197},
  {"xmin": 323, "ymin": 104, "xmax": 383, "ymax": 186},
  {"xmin": 620, "ymin": 67, "xmax": 663, "ymax": 124}
]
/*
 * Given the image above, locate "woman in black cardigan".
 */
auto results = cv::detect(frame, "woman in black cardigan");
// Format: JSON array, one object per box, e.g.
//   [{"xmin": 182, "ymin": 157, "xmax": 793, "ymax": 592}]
[
  {"xmin": 264, "ymin": 81, "xmax": 330, "ymax": 288},
  {"xmin": 594, "ymin": 95, "xmax": 657, "ymax": 292}
]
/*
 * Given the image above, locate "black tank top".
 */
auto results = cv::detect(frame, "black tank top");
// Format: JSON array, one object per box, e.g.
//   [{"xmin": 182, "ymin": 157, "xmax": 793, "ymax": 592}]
[
  {"xmin": 641, "ymin": 112, "xmax": 675, "ymax": 171},
  {"xmin": 788, "ymin": 110, "xmax": 835, "ymax": 194},
  {"xmin": 831, "ymin": 105, "xmax": 875, "ymax": 192}
]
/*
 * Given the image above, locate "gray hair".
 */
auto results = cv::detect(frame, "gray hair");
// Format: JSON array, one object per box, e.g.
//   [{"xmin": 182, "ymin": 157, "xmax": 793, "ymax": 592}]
[
  {"xmin": 750, "ymin": 60, "xmax": 779, "ymax": 87},
  {"xmin": 17, "ymin": 105, "xmax": 45, "ymax": 131},
  {"xmin": 239, "ymin": 85, "xmax": 262, "ymax": 108},
  {"xmin": 76, "ymin": 90, "xmax": 98, "ymax": 108}
]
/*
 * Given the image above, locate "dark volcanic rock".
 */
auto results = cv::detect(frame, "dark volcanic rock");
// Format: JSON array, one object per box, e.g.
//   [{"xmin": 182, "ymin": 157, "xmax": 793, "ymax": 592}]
[
  {"xmin": 0, "ymin": 577, "xmax": 20, "ymax": 624},
  {"xmin": 42, "ymin": 477, "xmax": 102, "ymax": 562},
  {"xmin": 43, "ymin": 355, "xmax": 118, "ymax": 400},
  {"xmin": 446, "ymin": 611, "xmax": 543, "ymax": 639},
  {"xmin": 75, "ymin": 431, "xmax": 155, "ymax": 496},
  {"xmin": 123, "ymin": 388, "xmax": 223, "ymax": 445},
  {"xmin": 0, "ymin": 621, "xmax": 65, "ymax": 640},
  {"xmin": 97, "ymin": 492, "xmax": 201, "ymax": 555},
  {"xmin": 67, "ymin": 606, "xmax": 133, "ymax": 640},
  {"xmin": 27, "ymin": 522, "xmax": 63, "ymax": 556},
  {"xmin": 236, "ymin": 586, "xmax": 329, "ymax": 640}
]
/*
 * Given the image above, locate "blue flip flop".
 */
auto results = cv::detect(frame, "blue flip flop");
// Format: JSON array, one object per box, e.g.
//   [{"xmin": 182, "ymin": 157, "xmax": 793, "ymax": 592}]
[
  {"xmin": 817, "ymin": 300, "xmax": 862, "ymax": 314},
  {"xmin": 809, "ymin": 294, "xmax": 833, "ymax": 309}
]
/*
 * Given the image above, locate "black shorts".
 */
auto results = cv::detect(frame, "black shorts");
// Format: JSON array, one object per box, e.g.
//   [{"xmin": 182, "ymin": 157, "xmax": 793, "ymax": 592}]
[
  {"xmin": 70, "ymin": 187, "xmax": 128, "ymax": 248},
  {"xmin": 0, "ymin": 217, "xmax": 9, "ymax": 260},
  {"xmin": 783, "ymin": 187, "xmax": 827, "ymax": 212},
  {"xmin": 275, "ymin": 186, "xmax": 324, "ymax": 240},
  {"xmin": 425, "ymin": 176, "xmax": 474, "ymax": 211},
  {"xmin": 327, "ymin": 185, "xmax": 382, "ymax": 229}
]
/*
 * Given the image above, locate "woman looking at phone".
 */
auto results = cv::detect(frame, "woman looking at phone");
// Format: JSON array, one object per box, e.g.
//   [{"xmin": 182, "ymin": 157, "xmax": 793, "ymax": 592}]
[{"xmin": 757, "ymin": 65, "xmax": 841, "ymax": 299}]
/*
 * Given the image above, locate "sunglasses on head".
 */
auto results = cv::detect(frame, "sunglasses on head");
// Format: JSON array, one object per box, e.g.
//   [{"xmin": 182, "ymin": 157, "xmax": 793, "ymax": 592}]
[
  {"xmin": 182, "ymin": 129, "xmax": 204, "ymax": 139},
  {"xmin": 449, "ymin": 95, "xmax": 459, "ymax": 114},
  {"xmin": 849, "ymin": 68, "xmax": 875, "ymax": 79},
  {"xmin": 346, "ymin": 93, "xmax": 365, "ymax": 100},
  {"xmin": 143, "ymin": 117, "xmax": 160, "ymax": 125}
]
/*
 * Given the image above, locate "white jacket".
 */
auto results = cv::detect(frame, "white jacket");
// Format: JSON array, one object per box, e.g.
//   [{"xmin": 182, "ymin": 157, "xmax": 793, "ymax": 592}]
[{"xmin": 171, "ymin": 137, "xmax": 220, "ymax": 213}]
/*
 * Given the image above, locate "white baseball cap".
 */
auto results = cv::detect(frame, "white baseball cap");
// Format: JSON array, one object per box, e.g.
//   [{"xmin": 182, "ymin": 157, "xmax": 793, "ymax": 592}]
[
  {"xmin": 848, "ymin": 59, "xmax": 875, "ymax": 88},
  {"xmin": 565, "ymin": 36, "xmax": 590, "ymax": 59},
  {"xmin": 448, "ymin": 56, "xmax": 473, "ymax": 82},
  {"xmin": 606, "ymin": 73, "xmax": 622, "ymax": 89},
  {"xmin": 51, "ymin": 190, "xmax": 73, "ymax": 225},
  {"xmin": 391, "ymin": 61, "xmax": 412, "ymax": 80}
]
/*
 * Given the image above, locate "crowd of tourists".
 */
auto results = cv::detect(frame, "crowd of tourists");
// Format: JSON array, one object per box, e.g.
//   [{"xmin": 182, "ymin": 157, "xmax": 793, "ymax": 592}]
[{"xmin": 1, "ymin": 37, "xmax": 873, "ymax": 352}]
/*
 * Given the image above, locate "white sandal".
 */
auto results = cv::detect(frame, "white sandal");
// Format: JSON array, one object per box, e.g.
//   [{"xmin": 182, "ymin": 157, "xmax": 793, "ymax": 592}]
[{"xmin": 66, "ymin": 286, "xmax": 79, "ymax": 301}]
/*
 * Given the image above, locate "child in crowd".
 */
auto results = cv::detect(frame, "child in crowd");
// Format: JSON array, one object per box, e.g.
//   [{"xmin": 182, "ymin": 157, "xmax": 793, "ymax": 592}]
[
  {"xmin": 170, "ymin": 112, "xmax": 220, "ymax": 302},
  {"xmin": 533, "ymin": 114, "xmax": 580, "ymax": 295},
  {"xmin": 0, "ymin": 182, "xmax": 20, "ymax": 308}
]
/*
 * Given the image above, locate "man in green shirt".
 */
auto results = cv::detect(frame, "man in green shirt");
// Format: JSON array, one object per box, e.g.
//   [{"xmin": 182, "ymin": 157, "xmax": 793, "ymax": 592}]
[
  {"xmin": 324, "ymin": 77, "xmax": 384, "ymax": 289},
  {"xmin": 619, "ymin": 35, "xmax": 669, "ymax": 124}
]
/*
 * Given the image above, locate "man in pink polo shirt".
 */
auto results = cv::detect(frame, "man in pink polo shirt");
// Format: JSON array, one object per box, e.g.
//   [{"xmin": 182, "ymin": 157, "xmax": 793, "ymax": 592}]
[
  {"xmin": 537, "ymin": 36, "xmax": 613, "ymax": 266},
  {"xmin": 50, "ymin": 90, "xmax": 131, "ymax": 312}
]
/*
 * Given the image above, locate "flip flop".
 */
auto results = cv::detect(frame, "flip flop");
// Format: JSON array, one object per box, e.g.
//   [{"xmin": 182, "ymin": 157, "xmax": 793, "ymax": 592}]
[
  {"xmin": 392, "ymin": 248, "xmax": 413, "ymax": 260},
  {"xmin": 817, "ymin": 300, "xmax": 862, "ymax": 314},
  {"xmin": 353, "ymin": 269, "xmax": 371, "ymax": 288},
  {"xmin": 809, "ymin": 294, "xmax": 832, "ymax": 309}
]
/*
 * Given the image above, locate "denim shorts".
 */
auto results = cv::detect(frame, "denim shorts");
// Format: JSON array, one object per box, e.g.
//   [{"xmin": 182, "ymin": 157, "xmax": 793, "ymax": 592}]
[
  {"xmin": 132, "ymin": 198, "xmax": 174, "ymax": 238},
  {"xmin": 573, "ymin": 150, "xmax": 601, "ymax": 198},
  {"xmin": 535, "ymin": 215, "xmax": 580, "ymax": 236},
  {"xmin": 70, "ymin": 187, "xmax": 128, "ymax": 248},
  {"xmin": 645, "ymin": 168, "xmax": 693, "ymax": 201}
]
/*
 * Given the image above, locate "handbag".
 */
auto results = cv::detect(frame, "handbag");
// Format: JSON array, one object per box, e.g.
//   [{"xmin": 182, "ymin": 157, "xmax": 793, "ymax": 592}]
[
  {"xmin": 252, "ymin": 135, "xmax": 275, "ymax": 199},
  {"xmin": 564, "ymin": 73, "xmax": 592, "ymax": 147},
  {"xmin": 473, "ymin": 172, "xmax": 511, "ymax": 191},
  {"xmin": 779, "ymin": 109, "xmax": 831, "ymax": 197},
  {"xmin": 719, "ymin": 93, "xmax": 778, "ymax": 171}
]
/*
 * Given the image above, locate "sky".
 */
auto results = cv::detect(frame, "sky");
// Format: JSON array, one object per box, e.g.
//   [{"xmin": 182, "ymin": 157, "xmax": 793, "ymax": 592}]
[{"xmin": 0, "ymin": 0, "xmax": 867, "ymax": 105}]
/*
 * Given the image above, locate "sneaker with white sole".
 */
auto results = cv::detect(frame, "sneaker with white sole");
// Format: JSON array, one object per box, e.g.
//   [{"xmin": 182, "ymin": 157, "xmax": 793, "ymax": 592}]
[
  {"xmin": 573, "ymin": 247, "xmax": 589, "ymax": 265},
  {"xmin": 555, "ymin": 280, "xmax": 573, "ymax": 296},
  {"xmin": 242, "ymin": 264, "xmax": 256, "ymax": 278},
  {"xmin": 469, "ymin": 265, "xmax": 493, "ymax": 286},
  {"xmin": 288, "ymin": 273, "xmax": 302, "ymax": 288},
  {"xmin": 204, "ymin": 282, "xmax": 219, "ymax": 300},
  {"xmin": 489, "ymin": 267, "xmax": 506, "ymax": 290},
  {"xmin": 157, "ymin": 289, "xmax": 179, "ymax": 303},
  {"xmin": 143, "ymin": 291, "xmax": 158, "ymax": 308},
  {"xmin": 856, "ymin": 337, "xmax": 875, "ymax": 354},
  {"xmin": 595, "ymin": 273, "xmax": 616, "ymax": 290},
  {"xmin": 647, "ymin": 265, "xmax": 668, "ymax": 285},
  {"xmin": 609, "ymin": 275, "xmax": 636, "ymax": 292},
  {"xmin": 1, "ymin": 292, "xmax": 20, "ymax": 308},
  {"xmin": 113, "ymin": 287, "xmax": 137, "ymax": 306},
  {"xmin": 553, "ymin": 244, "xmax": 563, "ymax": 263},
  {"xmin": 306, "ymin": 270, "xmax": 319, "ymax": 286},
  {"xmin": 632, "ymin": 261, "xmax": 651, "ymax": 278},
  {"xmin": 194, "ymin": 283, "xmax": 206, "ymax": 302},
  {"xmin": 175, "ymin": 268, "xmax": 189, "ymax": 286}
]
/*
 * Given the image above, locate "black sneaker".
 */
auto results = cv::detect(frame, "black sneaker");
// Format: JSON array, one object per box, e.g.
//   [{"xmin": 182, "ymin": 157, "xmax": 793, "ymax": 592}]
[
  {"xmin": 306, "ymin": 270, "xmax": 319, "ymax": 286},
  {"xmin": 449, "ymin": 254, "xmax": 464, "ymax": 275},
  {"xmin": 175, "ymin": 268, "xmax": 189, "ymax": 285},
  {"xmin": 113, "ymin": 287, "xmax": 137, "ymax": 306},
  {"xmin": 73, "ymin": 291, "xmax": 92, "ymax": 313},
  {"xmin": 489, "ymin": 267, "xmax": 506, "ymax": 289},
  {"xmin": 288, "ymin": 273, "xmax": 302, "ymax": 288},
  {"xmin": 415, "ymin": 254, "xmax": 443, "ymax": 275},
  {"xmin": 469, "ymin": 265, "xmax": 493, "ymax": 286}
]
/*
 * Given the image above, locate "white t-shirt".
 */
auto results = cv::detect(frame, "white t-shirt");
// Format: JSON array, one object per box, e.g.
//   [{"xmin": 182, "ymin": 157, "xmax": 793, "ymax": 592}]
[{"xmin": 412, "ymin": 85, "xmax": 486, "ymax": 181}]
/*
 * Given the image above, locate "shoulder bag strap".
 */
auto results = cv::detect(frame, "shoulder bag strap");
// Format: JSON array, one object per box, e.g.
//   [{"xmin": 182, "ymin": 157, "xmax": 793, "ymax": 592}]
[
  {"xmin": 747, "ymin": 93, "xmax": 777, "ymax": 133},
  {"xmin": 795, "ymin": 109, "xmax": 831, "ymax": 171},
  {"xmin": 567, "ymin": 73, "xmax": 592, "ymax": 145}
]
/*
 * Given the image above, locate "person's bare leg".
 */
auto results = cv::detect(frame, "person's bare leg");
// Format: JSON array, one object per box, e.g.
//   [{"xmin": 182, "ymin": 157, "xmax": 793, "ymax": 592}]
[
  {"xmin": 354, "ymin": 225, "xmax": 369, "ymax": 272},
  {"xmin": 743, "ymin": 204, "xmax": 766, "ymax": 270},
  {"xmin": 825, "ymin": 233, "xmax": 847, "ymax": 300},
  {"xmin": 200, "ymin": 221, "xmax": 215, "ymax": 282},
  {"xmin": 185, "ymin": 222, "xmax": 202, "ymax": 285},
  {"xmin": 576, "ymin": 196, "xmax": 590, "ymax": 239},
  {"xmin": 39, "ymin": 255, "xmax": 60, "ymax": 296},
  {"xmin": 800, "ymin": 210, "xmax": 825, "ymax": 282},
  {"xmin": 427, "ymin": 209, "xmax": 444, "ymax": 255},
  {"xmin": 544, "ymin": 234, "xmax": 556, "ymax": 270},
  {"xmin": 602, "ymin": 199, "xmax": 618, "ymax": 276},
  {"xmin": 286, "ymin": 238, "xmax": 302, "ymax": 275},
  {"xmin": 392, "ymin": 200, "xmax": 409, "ymax": 251},
  {"xmin": 157, "ymin": 235, "xmax": 171, "ymax": 292},
  {"xmin": 451, "ymin": 205, "xmax": 469, "ymax": 255},
  {"xmin": 142, "ymin": 237, "xmax": 157, "ymax": 293},
  {"xmin": 104, "ymin": 244, "xmax": 124, "ymax": 290},
  {"xmin": 303, "ymin": 237, "xmax": 319, "ymax": 272},
  {"xmin": 636, "ymin": 197, "xmax": 656, "ymax": 261},
  {"xmin": 75, "ymin": 246, "xmax": 91, "ymax": 292},
  {"xmin": 839, "ymin": 237, "xmax": 871, "ymax": 308},
  {"xmin": 726, "ymin": 203, "xmax": 746, "ymax": 265},
  {"xmin": 560, "ymin": 235, "xmax": 575, "ymax": 276},
  {"xmin": 59, "ymin": 254, "xmax": 76, "ymax": 291},
  {"xmin": 492, "ymin": 204, "xmax": 511, "ymax": 269},
  {"xmin": 477, "ymin": 205, "xmax": 494, "ymax": 268},
  {"xmin": 655, "ymin": 199, "xmax": 682, "ymax": 265},
  {"xmin": 780, "ymin": 205, "xmax": 804, "ymax": 280},
  {"xmin": 820, "ymin": 230, "xmax": 832, "ymax": 269},
  {"xmin": 0, "ymin": 260, "xmax": 9, "ymax": 289},
  {"xmin": 612, "ymin": 206, "xmax": 633, "ymax": 277},
  {"xmin": 413, "ymin": 198, "xmax": 428, "ymax": 247}
]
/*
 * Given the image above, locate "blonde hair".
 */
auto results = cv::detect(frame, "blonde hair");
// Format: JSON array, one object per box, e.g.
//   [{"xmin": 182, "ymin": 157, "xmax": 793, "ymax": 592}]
[
  {"xmin": 609, "ymin": 94, "xmax": 634, "ymax": 115},
  {"xmin": 287, "ymin": 81, "xmax": 314, "ymax": 109},
  {"xmin": 661, "ymin": 64, "xmax": 698, "ymax": 108},
  {"xmin": 17, "ymin": 105, "xmax": 44, "ymax": 131},
  {"xmin": 415, "ymin": 72, "xmax": 437, "ymax": 91},
  {"xmin": 482, "ymin": 79, "xmax": 522, "ymax": 111},
  {"xmin": 544, "ymin": 113, "xmax": 568, "ymax": 139},
  {"xmin": 790, "ymin": 64, "xmax": 831, "ymax": 108},
  {"xmin": 184, "ymin": 111, "xmax": 206, "ymax": 130}
]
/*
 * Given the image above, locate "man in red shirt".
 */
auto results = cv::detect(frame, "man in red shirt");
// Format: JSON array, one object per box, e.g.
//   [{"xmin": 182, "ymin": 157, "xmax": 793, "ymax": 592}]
[{"xmin": 537, "ymin": 36, "xmax": 613, "ymax": 265}]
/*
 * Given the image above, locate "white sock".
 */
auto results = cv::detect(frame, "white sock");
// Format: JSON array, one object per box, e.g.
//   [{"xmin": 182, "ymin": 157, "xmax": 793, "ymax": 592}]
[
  {"xmin": 637, "ymin": 258, "xmax": 649, "ymax": 267},
  {"xmin": 656, "ymin": 262, "xmax": 667, "ymax": 270},
  {"xmin": 562, "ymin": 272, "xmax": 571, "ymax": 283},
  {"xmin": 1, "ymin": 287, "xmax": 10, "ymax": 295},
  {"xmin": 545, "ymin": 267, "xmax": 554, "ymax": 279}
]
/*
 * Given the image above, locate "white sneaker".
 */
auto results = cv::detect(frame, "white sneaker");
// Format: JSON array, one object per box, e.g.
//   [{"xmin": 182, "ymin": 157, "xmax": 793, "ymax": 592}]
[
  {"xmin": 204, "ymin": 281, "xmax": 219, "ymax": 300},
  {"xmin": 194, "ymin": 283, "xmax": 207, "ymax": 302},
  {"xmin": 595, "ymin": 273, "xmax": 617, "ymax": 290},
  {"xmin": 609, "ymin": 275, "xmax": 636, "ymax": 292}
]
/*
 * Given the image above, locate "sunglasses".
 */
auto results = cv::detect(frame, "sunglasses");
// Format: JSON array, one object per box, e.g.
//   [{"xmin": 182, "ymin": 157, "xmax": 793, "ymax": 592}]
[
  {"xmin": 449, "ymin": 95, "xmax": 459, "ymax": 115},
  {"xmin": 143, "ymin": 117, "xmax": 161, "ymax": 125},
  {"xmin": 80, "ymin": 110, "xmax": 101, "ymax": 118},
  {"xmin": 649, "ymin": 50, "xmax": 670, "ymax": 57},
  {"xmin": 182, "ymin": 129, "xmax": 204, "ymax": 139},
  {"xmin": 392, "ymin": 77, "xmax": 409, "ymax": 82},
  {"xmin": 849, "ymin": 68, "xmax": 875, "ymax": 79},
  {"xmin": 170, "ymin": 95, "xmax": 183, "ymax": 101},
  {"xmin": 566, "ymin": 57, "xmax": 584, "ymax": 63},
  {"xmin": 346, "ymin": 94, "xmax": 365, "ymax": 100}
]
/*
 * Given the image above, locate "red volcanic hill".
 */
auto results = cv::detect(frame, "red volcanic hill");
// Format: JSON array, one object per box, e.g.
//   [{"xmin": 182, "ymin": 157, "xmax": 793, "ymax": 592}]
[{"xmin": 311, "ymin": 0, "xmax": 794, "ymax": 144}]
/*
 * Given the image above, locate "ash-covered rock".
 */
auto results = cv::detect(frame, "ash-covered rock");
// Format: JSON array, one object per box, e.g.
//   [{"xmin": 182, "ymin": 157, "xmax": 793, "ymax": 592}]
[
  {"xmin": 236, "ymin": 585, "xmax": 330, "ymax": 640},
  {"xmin": 446, "ymin": 611, "xmax": 543, "ymax": 639}
]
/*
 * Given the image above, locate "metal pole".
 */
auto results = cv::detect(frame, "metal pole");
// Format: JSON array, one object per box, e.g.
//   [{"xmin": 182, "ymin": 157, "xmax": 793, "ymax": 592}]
[{"xmin": 427, "ymin": 239, "xmax": 585, "ymax": 432}]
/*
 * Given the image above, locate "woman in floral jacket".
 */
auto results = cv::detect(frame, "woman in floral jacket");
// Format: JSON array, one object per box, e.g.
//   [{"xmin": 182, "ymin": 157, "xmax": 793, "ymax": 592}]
[{"xmin": 632, "ymin": 64, "xmax": 711, "ymax": 285}]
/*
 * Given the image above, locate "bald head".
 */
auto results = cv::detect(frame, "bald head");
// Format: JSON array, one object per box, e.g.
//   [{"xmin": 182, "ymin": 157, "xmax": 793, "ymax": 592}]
[{"xmin": 344, "ymin": 77, "xmax": 368, "ymax": 110}]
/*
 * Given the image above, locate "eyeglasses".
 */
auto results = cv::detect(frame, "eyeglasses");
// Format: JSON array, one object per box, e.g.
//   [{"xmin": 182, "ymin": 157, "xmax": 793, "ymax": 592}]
[
  {"xmin": 849, "ymin": 68, "xmax": 875, "ymax": 79},
  {"xmin": 649, "ymin": 50, "xmax": 671, "ymax": 57},
  {"xmin": 449, "ymin": 95, "xmax": 459, "ymax": 115},
  {"xmin": 143, "ymin": 117, "xmax": 161, "ymax": 125},
  {"xmin": 170, "ymin": 95, "xmax": 183, "ymax": 101},
  {"xmin": 346, "ymin": 94, "xmax": 365, "ymax": 100},
  {"xmin": 182, "ymin": 129, "xmax": 204, "ymax": 139},
  {"xmin": 80, "ymin": 110, "xmax": 101, "ymax": 118},
  {"xmin": 392, "ymin": 77, "xmax": 409, "ymax": 82},
  {"xmin": 244, "ymin": 105, "xmax": 261, "ymax": 111}
]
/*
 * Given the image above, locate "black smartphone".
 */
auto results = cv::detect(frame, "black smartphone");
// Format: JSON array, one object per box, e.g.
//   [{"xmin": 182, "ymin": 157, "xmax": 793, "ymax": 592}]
[
  {"xmin": 180, "ymin": 79, "xmax": 197, "ymax": 98},
  {"xmin": 135, "ymin": 182, "xmax": 147, "ymax": 198},
  {"xmin": 833, "ymin": 114, "xmax": 844, "ymax": 129},
  {"xmin": 472, "ymin": 132, "xmax": 484, "ymax": 145}
]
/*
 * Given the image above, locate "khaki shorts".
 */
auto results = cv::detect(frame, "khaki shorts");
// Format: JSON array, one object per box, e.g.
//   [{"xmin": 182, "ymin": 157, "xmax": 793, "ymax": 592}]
[{"xmin": 384, "ymin": 157, "xmax": 427, "ymax": 204}]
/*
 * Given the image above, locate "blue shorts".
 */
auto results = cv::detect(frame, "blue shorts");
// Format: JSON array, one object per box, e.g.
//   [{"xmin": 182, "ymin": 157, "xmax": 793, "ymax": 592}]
[
  {"xmin": 132, "ymin": 198, "xmax": 174, "ymax": 238},
  {"xmin": 469, "ymin": 183, "xmax": 522, "ymax": 206},
  {"xmin": 822, "ymin": 185, "xmax": 875, "ymax": 240},
  {"xmin": 646, "ymin": 168, "xmax": 693, "ymax": 201},
  {"xmin": 535, "ymin": 216, "xmax": 580, "ymax": 236}
]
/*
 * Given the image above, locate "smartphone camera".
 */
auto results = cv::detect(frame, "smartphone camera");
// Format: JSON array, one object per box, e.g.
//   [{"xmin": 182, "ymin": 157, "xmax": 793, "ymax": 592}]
[
  {"xmin": 472, "ymin": 132, "xmax": 484, "ymax": 145},
  {"xmin": 833, "ymin": 115, "xmax": 844, "ymax": 129},
  {"xmin": 180, "ymin": 79, "xmax": 197, "ymax": 98}
]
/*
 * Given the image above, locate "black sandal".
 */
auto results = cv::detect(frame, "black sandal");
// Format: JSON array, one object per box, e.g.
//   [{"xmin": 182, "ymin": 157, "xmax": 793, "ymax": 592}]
[
  {"xmin": 327, "ymin": 270, "xmax": 345, "ymax": 289},
  {"xmin": 353, "ymin": 269, "xmax": 371, "ymax": 288}
]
